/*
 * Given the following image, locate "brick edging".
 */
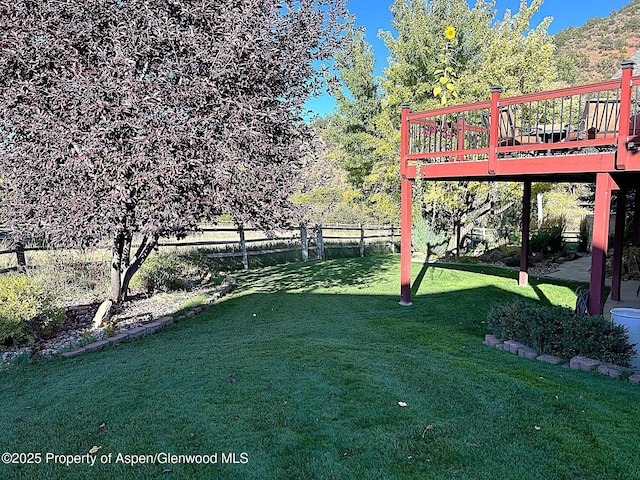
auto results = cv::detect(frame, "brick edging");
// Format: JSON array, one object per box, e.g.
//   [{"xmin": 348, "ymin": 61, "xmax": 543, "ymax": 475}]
[
  {"xmin": 61, "ymin": 283, "xmax": 234, "ymax": 359},
  {"xmin": 483, "ymin": 334, "xmax": 640, "ymax": 384}
]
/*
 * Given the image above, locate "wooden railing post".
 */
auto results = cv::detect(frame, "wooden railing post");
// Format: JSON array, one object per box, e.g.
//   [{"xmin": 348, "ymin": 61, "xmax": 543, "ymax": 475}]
[
  {"xmin": 456, "ymin": 114, "xmax": 466, "ymax": 162},
  {"xmin": 617, "ymin": 60, "xmax": 635, "ymax": 170},
  {"xmin": 390, "ymin": 225, "xmax": 395, "ymax": 254},
  {"xmin": 488, "ymin": 86, "xmax": 502, "ymax": 175},
  {"xmin": 300, "ymin": 223, "xmax": 309, "ymax": 262},
  {"xmin": 15, "ymin": 241, "xmax": 26, "ymax": 272},
  {"xmin": 359, "ymin": 224, "xmax": 365, "ymax": 257},
  {"xmin": 238, "ymin": 224, "xmax": 248, "ymax": 270},
  {"xmin": 316, "ymin": 224, "xmax": 324, "ymax": 260}
]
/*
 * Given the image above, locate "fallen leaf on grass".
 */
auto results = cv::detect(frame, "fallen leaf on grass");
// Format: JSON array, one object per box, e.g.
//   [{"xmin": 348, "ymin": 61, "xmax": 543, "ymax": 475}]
[
  {"xmin": 162, "ymin": 468, "xmax": 172, "ymax": 474},
  {"xmin": 398, "ymin": 402, "xmax": 408, "ymax": 407},
  {"xmin": 99, "ymin": 422, "xmax": 106, "ymax": 432},
  {"xmin": 422, "ymin": 425, "xmax": 434, "ymax": 438},
  {"xmin": 89, "ymin": 446, "xmax": 101, "ymax": 454},
  {"xmin": 534, "ymin": 426, "xmax": 541, "ymax": 431}
]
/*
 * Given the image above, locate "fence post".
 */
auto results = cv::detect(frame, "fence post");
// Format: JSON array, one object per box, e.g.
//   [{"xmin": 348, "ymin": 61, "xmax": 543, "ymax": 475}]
[
  {"xmin": 238, "ymin": 224, "xmax": 248, "ymax": 270},
  {"xmin": 300, "ymin": 223, "xmax": 308, "ymax": 261},
  {"xmin": 390, "ymin": 225, "xmax": 395, "ymax": 253},
  {"xmin": 15, "ymin": 241, "xmax": 26, "ymax": 272},
  {"xmin": 316, "ymin": 223, "xmax": 324, "ymax": 260},
  {"xmin": 359, "ymin": 224, "xmax": 365, "ymax": 257}
]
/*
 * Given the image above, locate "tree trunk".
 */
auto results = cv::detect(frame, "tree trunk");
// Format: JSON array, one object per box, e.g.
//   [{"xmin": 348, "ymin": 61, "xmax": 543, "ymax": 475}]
[
  {"xmin": 119, "ymin": 233, "xmax": 159, "ymax": 301},
  {"xmin": 109, "ymin": 232, "xmax": 159, "ymax": 304},
  {"xmin": 109, "ymin": 231, "xmax": 125, "ymax": 303}
]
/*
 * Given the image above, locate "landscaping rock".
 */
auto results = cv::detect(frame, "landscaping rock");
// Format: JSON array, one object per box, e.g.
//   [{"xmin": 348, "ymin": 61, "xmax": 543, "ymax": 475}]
[
  {"xmin": 144, "ymin": 321, "xmax": 163, "ymax": 334},
  {"xmin": 107, "ymin": 333, "xmax": 129, "ymax": 345},
  {"xmin": 518, "ymin": 347, "xmax": 539, "ymax": 360},
  {"xmin": 84, "ymin": 340, "xmax": 109, "ymax": 353},
  {"xmin": 92, "ymin": 300, "xmax": 112, "ymax": 329},
  {"xmin": 126, "ymin": 326, "xmax": 148, "ymax": 339},
  {"xmin": 504, "ymin": 340, "xmax": 526, "ymax": 354},
  {"xmin": 569, "ymin": 356, "xmax": 601, "ymax": 371},
  {"xmin": 536, "ymin": 354, "xmax": 564, "ymax": 365},
  {"xmin": 61, "ymin": 348, "xmax": 86, "ymax": 358},
  {"xmin": 579, "ymin": 358, "xmax": 601, "ymax": 372},
  {"xmin": 629, "ymin": 373, "xmax": 640, "ymax": 384},
  {"xmin": 484, "ymin": 334, "xmax": 502, "ymax": 347},
  {"xmin": 597, "ymin": 363, "xmax": 629, "ymax": 379},
  {"xmin": 158, "ymin": 316, "xmax": 174, "ymax": 326}
]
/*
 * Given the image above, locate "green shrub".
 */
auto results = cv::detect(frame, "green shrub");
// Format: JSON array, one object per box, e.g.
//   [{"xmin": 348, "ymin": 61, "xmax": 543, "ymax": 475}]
[
  {"xmin": 0, "ymin": 274, "xmax": 64, "ymax": 349},
  {"xmin": 130, "ymin": 253, "xmax": 189, "ymax": 294},
  {"xmin": 487, "ymin": 299, "xmax": 635, "ymax": 366},
  {"xmin": 412, "ymin": 215, "xmax": 448, "ymax": 259},
  {"xmin": 531, "ymin": 216, "xmax": 565, "ymax": 254}
]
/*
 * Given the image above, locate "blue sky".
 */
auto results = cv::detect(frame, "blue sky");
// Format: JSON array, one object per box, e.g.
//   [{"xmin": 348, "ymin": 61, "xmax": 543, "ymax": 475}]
[{"xmin": 305, "ymin": 0, "xmax": 632, "ymax": 118}]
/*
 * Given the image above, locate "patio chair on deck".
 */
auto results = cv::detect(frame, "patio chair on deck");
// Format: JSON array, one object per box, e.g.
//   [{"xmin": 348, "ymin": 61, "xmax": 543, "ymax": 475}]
[
  {"xmin": 565, "ymin": 99, "xmax": 621, "ymax": 143},
  {"xmin": 483, "ymin": 107, "xmax": 542, "ymax": 147}
]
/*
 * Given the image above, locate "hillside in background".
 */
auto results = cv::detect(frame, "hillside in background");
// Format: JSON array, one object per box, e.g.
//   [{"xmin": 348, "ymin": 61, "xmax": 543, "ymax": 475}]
[{"xmin": 554, "ymin": 0, "xmax": 640, "ymax": 83}]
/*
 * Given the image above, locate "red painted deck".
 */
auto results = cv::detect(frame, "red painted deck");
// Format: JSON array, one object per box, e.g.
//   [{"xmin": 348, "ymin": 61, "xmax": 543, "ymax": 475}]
[{"xmin": 399, "ymin": 62, "xmax": 640, "ymax": 314}]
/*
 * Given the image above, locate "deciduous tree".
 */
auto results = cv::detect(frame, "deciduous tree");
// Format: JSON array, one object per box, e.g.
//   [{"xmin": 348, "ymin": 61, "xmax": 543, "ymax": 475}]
[{"xmin": 0, "ymin": 0, "xmax": 346, "ymax": 310}]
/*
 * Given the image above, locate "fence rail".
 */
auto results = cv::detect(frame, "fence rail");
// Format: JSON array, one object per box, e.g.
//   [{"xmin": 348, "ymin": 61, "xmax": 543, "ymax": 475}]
[{"xmin": 0, "ymin": 223, "xmax": 400, "ymax": 273}]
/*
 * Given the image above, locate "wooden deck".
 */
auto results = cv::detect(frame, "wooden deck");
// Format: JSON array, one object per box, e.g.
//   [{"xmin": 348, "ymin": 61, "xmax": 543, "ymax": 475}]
[{"xmin": 399, "ymin": 62, "xmax": 640, "ymax": 314}]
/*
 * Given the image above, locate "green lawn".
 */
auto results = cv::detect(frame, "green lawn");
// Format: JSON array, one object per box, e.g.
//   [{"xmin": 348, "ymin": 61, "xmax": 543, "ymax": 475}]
[{"xmin": 1, "ymin": 255, "xmax": 639, "ymax": 480}]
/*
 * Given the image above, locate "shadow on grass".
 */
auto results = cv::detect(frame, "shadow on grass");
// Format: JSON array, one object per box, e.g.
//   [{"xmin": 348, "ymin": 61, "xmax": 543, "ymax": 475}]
[
  {"xmin": 411, "ymin": 262, "xmax": 431, "ymax": 296},
  {"xmin": 233, "ymin": 256, "xmax": 396, "ymax": 294}
]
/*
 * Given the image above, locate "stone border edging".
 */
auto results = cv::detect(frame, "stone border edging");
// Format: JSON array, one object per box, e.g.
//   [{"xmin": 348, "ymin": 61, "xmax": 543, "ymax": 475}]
[
  {"xmin": 60, "ymin": 283, "xmax": 234, "ymax": 359},
  {"xmin": 484, "ymin": 334, "xmax": 640, "ymax": 384}
]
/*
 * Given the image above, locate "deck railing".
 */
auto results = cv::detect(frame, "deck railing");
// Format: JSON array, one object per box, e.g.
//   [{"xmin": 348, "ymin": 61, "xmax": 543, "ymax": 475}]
[{"xmin": 402, "ymin": 62, "xmax": 640, "ymax": 177}]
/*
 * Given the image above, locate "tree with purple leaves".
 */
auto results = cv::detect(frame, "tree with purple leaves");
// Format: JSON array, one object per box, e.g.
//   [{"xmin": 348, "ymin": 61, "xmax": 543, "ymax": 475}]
[{"xmin": 0, "ymin": 0, "xmax": 346, "ymax": 314}]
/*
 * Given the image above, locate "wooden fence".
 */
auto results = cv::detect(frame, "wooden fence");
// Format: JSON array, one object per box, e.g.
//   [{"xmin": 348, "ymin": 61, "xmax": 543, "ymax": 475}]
[{"xmin": 0, "ymin": 223, "xmax": 400, "ymax": 273}]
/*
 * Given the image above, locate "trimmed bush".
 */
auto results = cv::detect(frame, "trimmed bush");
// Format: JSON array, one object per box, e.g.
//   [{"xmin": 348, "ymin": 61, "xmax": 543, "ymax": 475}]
[
  {"xmin": 531, "ymin": 216, "xmax": 566, "ymax": 254},
  {"xmin": 130, "ymin": 253, "xmax": 189, "ymax": 294},
  {"xmin": 0, "ymin": 274, "xmax": 64, "ymax": 349},
  {"xmin": 488, "ymin": 299, "xmax": 635, "ymax": 366}
]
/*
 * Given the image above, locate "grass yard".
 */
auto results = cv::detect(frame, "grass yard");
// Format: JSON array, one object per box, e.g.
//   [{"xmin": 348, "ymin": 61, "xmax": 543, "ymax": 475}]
[{"xmin": 1, "ymin": 255, "xmax": 639, "ymax": 479}]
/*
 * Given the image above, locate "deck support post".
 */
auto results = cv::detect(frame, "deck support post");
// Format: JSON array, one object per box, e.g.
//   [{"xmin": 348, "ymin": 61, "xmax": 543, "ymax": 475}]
[
  {"xmin": 633, "ymin": 189, "xmax": 640, "ymax": 247},
  {"xmin": 400, "ymin": 177, "xmax": 413, "ymax": 306},
  {"xmin": 519, "ymin": 180, "xmax": 531, "ymax": 286},
  {"xmin": 400, "ymin": 103, "xmax": 413, "ymax": 306},
  {"xmin": 611, "ymin": 189, "xmax": 627, "ymax": 301},
  {"xmin": 589, "ymin": 173, "xmax": 615, "ymax": 315}
]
